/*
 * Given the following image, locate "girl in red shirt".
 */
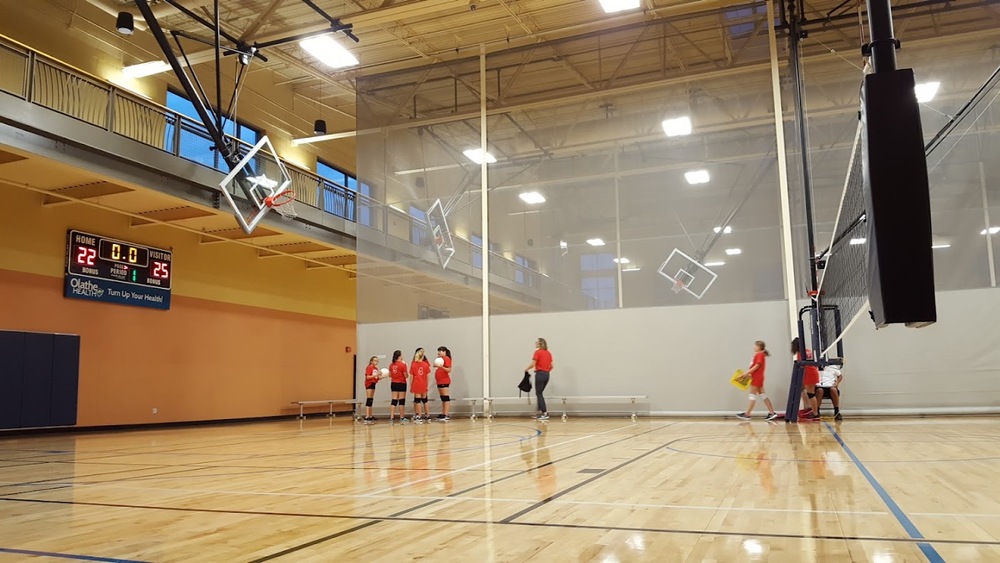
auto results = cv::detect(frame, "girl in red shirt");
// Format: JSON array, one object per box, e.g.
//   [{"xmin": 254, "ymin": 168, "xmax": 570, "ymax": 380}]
[
  {"xmin": 791, "ymin": 338, "xmax": 821, "ymax": 420},
  {"xmin": 410, "ymin": 348, "xmax": 431, "ymax": 423},
  {"xmin": 388, "ymin": 350, "xmax": 409, "ymax": 423},
  {"xmin": 434, "ymin": 346, "xmax": 452, "ymax": 421},
  {"xmin": 736, "ymin": 341, "xmax": 778, "ymax": 421},
  {"xmin": 363, "ymin": 356, "xmax": 384, "ymax": 423},
  {"xmin": 525, "ymin": 337, "xmax": 553, "ymax": 420}
]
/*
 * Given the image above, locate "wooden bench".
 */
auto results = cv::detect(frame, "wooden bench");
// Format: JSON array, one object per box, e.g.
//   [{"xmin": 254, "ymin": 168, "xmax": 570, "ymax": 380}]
[
  {"xmin": 457, "ymin": 398, "xmax": 483, "ymax": 420},
  {"xmin": 483, "ymin": 395, "xmax": 648, "ymax": 421},
  {"xmin": 292, "ymin": 399, "xmax": 364, "ymax": 420}
]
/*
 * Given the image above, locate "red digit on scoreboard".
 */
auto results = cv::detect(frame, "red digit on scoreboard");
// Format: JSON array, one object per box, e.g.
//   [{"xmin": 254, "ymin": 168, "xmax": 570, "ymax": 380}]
[
  {"xmin": 152, "ymin": 261, "xmax": 170, "ymax": 279},
  {"xmin": 75, "ymin": 246, "xmax": 96, "ymax": 266}
]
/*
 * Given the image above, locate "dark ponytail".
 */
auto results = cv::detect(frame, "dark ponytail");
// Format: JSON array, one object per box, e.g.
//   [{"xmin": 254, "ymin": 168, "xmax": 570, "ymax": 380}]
[
  {"xmin": 437, "ymin": 346, "xmax": 451, "ymax": 359},
  {"xmin": 392, "ymin": 350, "xmax": 402, "ymax": 362}
]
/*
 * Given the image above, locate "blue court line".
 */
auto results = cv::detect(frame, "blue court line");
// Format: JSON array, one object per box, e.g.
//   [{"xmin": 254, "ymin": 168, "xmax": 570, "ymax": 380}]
[
  {"xmin": 824, "ymin": 422, "xmax": 945, "ymax": 563},
  {"xmin": 0, "ymin": 547, "xmax": 147, "ymax": 562}
]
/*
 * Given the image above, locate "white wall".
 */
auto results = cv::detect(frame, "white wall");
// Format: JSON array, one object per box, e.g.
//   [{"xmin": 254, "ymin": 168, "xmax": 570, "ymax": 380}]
[{"xmin": 358, "ymin": 287, "xmax": 1000, "ymax": 416}]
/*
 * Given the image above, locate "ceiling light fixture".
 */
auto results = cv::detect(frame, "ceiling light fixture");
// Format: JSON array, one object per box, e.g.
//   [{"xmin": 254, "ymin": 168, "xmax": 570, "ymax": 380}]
[
  {"xmin": 313, "ymin": 119, "xmax": 327, "ymax": 135},
  {"xmin": 661, "ymin": 116, "xmax": 692, "ymax": 137},
  {"xmin": 713, "ymin": 226, "xmax": 732, "ymax": 234},
  {"xmin": 849, "ymin": 237, "xmax": 867, "ymax": 245},
  {"xmin": 725, "ymin": 248, "xmax": 742, "ymax": 256},
  {"xmin": 621, "ymin": 266, "xmax": 642, "ymax": 272},
  {"xmin": 599, "ymin": 0, "xmax": 641, "ymax": 14},
  {"xmin": 685, "ymin": 169, "xmax": 710, "ymax": 185},
  {"xmin": 915, "ymin": 81, "xmax": 940, "ymax": 103},
  {"xmin": 300, "ymin": 35, "xmax": 359, "ymax": 69},
  {"xmin": 586, "ymin": 238, "xmax": 605, "ymax": 247},
  {"xmin": 981, "ymin": 227, "xmax": 1000, "ymax": 235},
  {"xmin": 704, "ymin": 261, "xmax": 725, "ymax": 267},
  {"xmin": 463, "ymin": 148, "xmax": 496, "ymax": 164},
  {"xmin": 122, "ymin": 60, "xmax": 171, "ymax": 78},
  {"xmin": 931, "ymin": 244, "xmax": 951, "ymax": 249},
  {"xmin": 613, "ymin": 257, "xmax": 630, "ymax": 264},
  {"xmin": 519, "ymin": 191, "xmax": 546, "ymax": 204},
  {"xmin": 116, "ymin": 12, "xmax": 135, "ymax": 35}
]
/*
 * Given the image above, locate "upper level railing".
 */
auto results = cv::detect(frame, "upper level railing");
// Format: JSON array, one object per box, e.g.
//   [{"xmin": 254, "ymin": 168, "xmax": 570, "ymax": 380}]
[{"xmin": 0, "ymin": 36, "xmax": 551, "ymax": 294}]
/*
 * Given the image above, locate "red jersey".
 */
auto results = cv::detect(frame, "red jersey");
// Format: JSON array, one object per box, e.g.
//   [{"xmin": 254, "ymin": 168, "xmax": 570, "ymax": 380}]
[
  {"xmin": 410, "ymin": 359, "xmax": 431, "ymax": 394},
  {"xmin": 389, "ymin": 360, "xmax": 408, "ymax": 383},
  {"xmin": 435, "ymin": 355, "xmax": 452, "ymax": 385},
  {"xmin": 751, "ymin": 352, "xmax": 767, "ymax": 387},
  {"xmin": 364, "ymin": 364, "xmax": 379, "ymax": 386},
  {"xmin": 533, "ymin": 349, "xmax": 553, "ymax": 371},
  {"xmin": 798, "ymin": 350, "xmax": 820, "ymax": 386}
]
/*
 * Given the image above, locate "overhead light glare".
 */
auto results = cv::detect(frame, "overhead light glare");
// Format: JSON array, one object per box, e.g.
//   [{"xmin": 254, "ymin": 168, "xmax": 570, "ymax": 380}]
[
  {"xmin": 300, "ymin": 35, "xmax": 359, "ymax": 69},
  {"xmin": 713, "ymin": 226, "xmax": 732, "ymax": 234},
  {"xmin": 704, "ymin": 261, "xmax": 725, "ymax": 267},
  {"xmin": 586, "ymin": 238, "xmax": 605, "ymax": 247},
  {"xmin": 661, "ymin": 116, "xmax": 692, "ymax": 137},
  {"xmin": 849, "ymin": 237, "xmax": 867, "ymax": 245},
  {"xmin": 931, "ymin": 244, "xmax": 951, "ymax": 249},
  {"xmin": 685, "ymin": 169, "xmax": 710, "ymax": 185},
  {"xmin": 915, "ymin": 81, "xmax": 940, "ymax": 103},
  {"xmin": 725, "ymin": 248, "xmax": 742, "ymax": 256},
  {"xmin": 463, "ymin": 148, "xmax": 496, "ymax": 164},
  {"xmin": 519, "ymin": 191, "xmax": 546, "ymax": 204},
  {"xmin": 613, "ymin": 257, "xmax": 630, "ymax": 264},
  {"xmin": 621, "ymin": 266, "xmax": 642, "ymax": 272},
  {"xmin": 981, "ymin": 227, "xmax": 1000, "ymax": 235},
  {"xmin": 599, "ymin": 0, "xmax": 641, "ymax": 14},
  {"xmin": 122, "ymin": 60, "xmax": 171, "ymax": 78},
  {"xmin": 559, "ymin": 240, "xmax": 568, "ymax": 250}
]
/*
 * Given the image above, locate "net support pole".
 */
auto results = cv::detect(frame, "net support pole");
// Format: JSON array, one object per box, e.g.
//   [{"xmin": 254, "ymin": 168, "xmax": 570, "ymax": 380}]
[
  {"xmin": 865, "ymin": 0, "xmax": 898, "ymax": 73},
  {"xmin": 767, "ymin": 0, "xmax": 800, "ymax": 338},
  {"xmin": 981, "ymin": 161, "xmax": 997, "ymax": 288},
  {"xmin": 479, "ymin": 44, "xmax": 491, "ymax": 401}
]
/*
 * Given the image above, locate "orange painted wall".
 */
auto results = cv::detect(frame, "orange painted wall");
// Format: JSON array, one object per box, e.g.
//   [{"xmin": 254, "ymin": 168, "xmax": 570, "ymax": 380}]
[{"xmin": 0, "ymin": 185, "xmax": 357, "ymax": 427}]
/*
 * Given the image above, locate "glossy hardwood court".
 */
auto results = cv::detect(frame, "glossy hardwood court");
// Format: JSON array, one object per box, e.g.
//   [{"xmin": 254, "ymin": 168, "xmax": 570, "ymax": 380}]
[{"xmin": 1, "ymin": 416, "xmax": 999, "ymax": 562}]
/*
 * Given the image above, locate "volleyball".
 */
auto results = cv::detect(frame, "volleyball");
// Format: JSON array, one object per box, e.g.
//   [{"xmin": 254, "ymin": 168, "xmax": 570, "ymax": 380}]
[
  {"xmin": 434, "ymin": 357, "xmax": 445, "ymax": 367},
  {"xmin": 380, "ymin": 368, "xmax": 389, "ymax": 377}
]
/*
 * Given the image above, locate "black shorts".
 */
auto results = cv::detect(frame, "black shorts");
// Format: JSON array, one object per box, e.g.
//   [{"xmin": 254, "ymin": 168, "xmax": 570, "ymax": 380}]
[
  {"xmin": 391, "ymin": 382, "xmax": 407, "ymax": 393},
  {"xmin": 365, "ymin": 383, "xmax": 376, "ymax": 391},
  {"xmin": 437, "ymin": 384, "xmax": 450, "ymax": 390}
]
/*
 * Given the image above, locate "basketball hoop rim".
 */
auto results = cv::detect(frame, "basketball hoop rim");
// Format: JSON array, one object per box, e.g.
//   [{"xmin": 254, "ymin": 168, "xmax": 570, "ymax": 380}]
[{"xmin": 264, "ymin": 190, "xmax": 296, "ymax": 208}]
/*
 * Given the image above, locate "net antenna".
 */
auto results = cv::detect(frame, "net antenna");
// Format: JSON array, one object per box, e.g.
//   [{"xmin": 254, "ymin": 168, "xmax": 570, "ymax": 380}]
[{"xmin": 131, "ymin": 0, "xmax": 359, "ymax": 233}]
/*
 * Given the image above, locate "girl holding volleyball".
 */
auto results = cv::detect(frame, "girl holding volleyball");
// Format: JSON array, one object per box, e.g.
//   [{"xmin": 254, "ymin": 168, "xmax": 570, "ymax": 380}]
[
  {"xmin": 434, "ymin": 346, "xmax": 452, "ymax": 421},
  {"xmin": 363, "ymin": 356, "xmax": 386, "ymax": 423},
  {"xmin": 736, "ymin": 341, "xmax": 778, "ymax": 421},
  {"xmin": 388, "ymin": 350, "xmax": 409, "ymax": 423},
  {"xmin": 410, "ymin": 348, "xmax": 431, "ymax": 423}
]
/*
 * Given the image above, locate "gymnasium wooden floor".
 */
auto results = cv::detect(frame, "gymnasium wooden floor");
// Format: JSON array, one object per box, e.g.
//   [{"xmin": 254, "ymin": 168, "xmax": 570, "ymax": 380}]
[{"xmin": 1, "ymin": 416, "xmax": 998, "ymax": 562}]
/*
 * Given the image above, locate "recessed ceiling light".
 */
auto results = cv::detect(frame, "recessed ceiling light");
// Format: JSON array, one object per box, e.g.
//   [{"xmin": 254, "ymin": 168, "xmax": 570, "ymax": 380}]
[
  {"xmin": 300, "ymin": 35, "xmax": 359, "ymax": 69},
  {"xmin": 519, "ymin": 191, "xmax": 546, "ymax": 204},
  {"xmin": 981, "ymin": 227, "xmax": 1000, "ymax": 235},
  {"xmin": 463, "ymin": 148, "xmax": 496, "ymax": 164},
  {"xmin": 931, "ymin": 244, "xmax": 951, "ymax": 249},
  {"xmin": 613, "ymin": 257, "xmax": 630, "ymax": 264},
  {"xmin": 915, "ymin": 81, "xmax": 940, "ymax": 103},
  {"xmin": 704, "ymin": 261, "xmax": 725, "ymax": 267},
  {"xmin": 685, "ymin": 170, "xmax": 710, "ymax": 185},
  {"xmin": 725, "ymin": 248, "xmax": 742, "ymax": 256},
  {"xmin": 713, "ymin": 226, "xmax": 732, "ymax": 234},
  {"xmin": 599, "ymin": 0, "xmax": 641, "ymax": 14},
  {"xmin": 122, "ymin": 60, "xmax": 171, "ymax": 78},
  {"xmin": 849, "ymin": 237, "xmax": 867, "ymax": 245},
  {"xmin": 661, "ymin": 116, "xmax": 692, "ymax": 137},
  {"xmin": 559, "ymin": 240, "xmax": 568, "ymax": 250},
  {"xmin": 586, "ymin": 238, "xmax": 605, "ymax": 247}
]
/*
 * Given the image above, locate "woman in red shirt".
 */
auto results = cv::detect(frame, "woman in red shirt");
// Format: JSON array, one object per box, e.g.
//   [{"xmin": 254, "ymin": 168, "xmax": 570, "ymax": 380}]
[
  {"xmin": 409, "ymin": 348, "xmax": 431, "ymax": 423},
  {"xmin": 736, "ymin": 341, "xmax": 778, "ymax": 421},
  {"xmin": 363, "ymin": 356, "xmax": 382, "ymax": 423},
  {"xmin": 525, "ymin": 338, "xmax": 553, "ymax": 420},
  {"xmin": 434, "ymin": 346, "xmax": 452, "ymax": 421},
  {"xmin": 388, "ymin": 350, "xmax": 409, "ymax": 423}
]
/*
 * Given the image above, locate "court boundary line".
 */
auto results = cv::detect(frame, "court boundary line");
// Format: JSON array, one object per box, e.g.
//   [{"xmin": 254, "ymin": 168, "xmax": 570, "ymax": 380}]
[
  {"xmin": 0, "ymin": 546, "xmax": 147, "ymax": 562},
  {"xmin": 824, "ymin": 422, "xmax": 945, "ymax": 563},
  {"xmin": 4, "ymin": 496, "xmax": 1000, "ymax": 549}
]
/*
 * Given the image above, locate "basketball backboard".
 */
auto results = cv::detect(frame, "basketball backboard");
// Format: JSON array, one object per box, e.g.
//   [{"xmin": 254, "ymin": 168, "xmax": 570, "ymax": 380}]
[
  {"xmin": 218, "ymin": 135, "xmax": 292, "ymax": 234},
  {"xmin": 657, "ymin": 248, "xmax": 718, "ymax": 300}
]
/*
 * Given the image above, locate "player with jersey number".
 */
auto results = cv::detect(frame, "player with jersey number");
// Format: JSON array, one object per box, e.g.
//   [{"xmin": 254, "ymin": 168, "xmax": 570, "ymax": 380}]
[
  {"xmin": 791, "ymin": 338, "xmax": 820, "ymax": 421},
  {"xmin": 525, "ymin": 337, "xmax": 553, "ymax": 420},
  {"xmin": 410, "ymin": 348, "xmax": 432, "ymax": 423},
  {"xmin": 362, "ymin": 356, "xmax": 384, "ymax": 423},
  {"xmin": 434, "ymin": 346, "xmax": 452, "ymax": 421},
  {"xmin": 388, "ymin": 350, "xmax": 409, "ymax": 423},
  {"xmin": 736, "ymin": 341, "xmax": 778, "ymax": 421}
]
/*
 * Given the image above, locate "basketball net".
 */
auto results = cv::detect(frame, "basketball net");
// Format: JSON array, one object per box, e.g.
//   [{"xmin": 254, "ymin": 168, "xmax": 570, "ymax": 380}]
[
  {"xmin": 671, "ymin": 278, "xmax": 686, "ymax": 294},
  {"xmin": 264, "ymin": 190, "xmax": 297, "ymax": 221}
]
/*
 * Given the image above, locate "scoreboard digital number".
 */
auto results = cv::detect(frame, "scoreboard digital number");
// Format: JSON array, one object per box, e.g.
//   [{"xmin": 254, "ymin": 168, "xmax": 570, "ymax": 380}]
[{"xmin": 65, "ymin": 230, "xmax": 172, "ymax": 310}]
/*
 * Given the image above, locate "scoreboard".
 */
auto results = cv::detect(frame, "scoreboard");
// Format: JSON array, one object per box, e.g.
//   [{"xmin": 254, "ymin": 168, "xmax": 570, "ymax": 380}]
[{"xmin": 65, "ymin": 230, "xmax": 172, "ymax": 310}]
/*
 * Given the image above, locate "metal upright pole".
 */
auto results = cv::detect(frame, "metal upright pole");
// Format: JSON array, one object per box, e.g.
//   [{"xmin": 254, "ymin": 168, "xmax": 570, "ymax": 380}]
[{"xmin": 865, "ymin": 0, "xmax": 898, "ymax": 73}]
